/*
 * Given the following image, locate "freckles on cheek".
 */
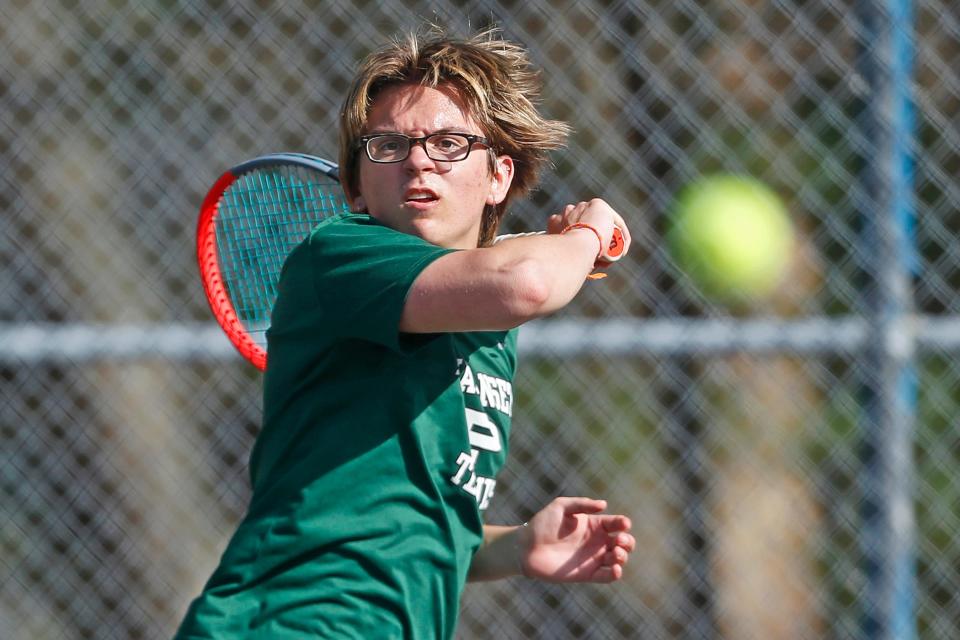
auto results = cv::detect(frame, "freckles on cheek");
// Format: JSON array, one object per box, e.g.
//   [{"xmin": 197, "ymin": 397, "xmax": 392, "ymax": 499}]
[{"xmin": 465, "ymin": 168, "xmax": 492, "ymax": 194}]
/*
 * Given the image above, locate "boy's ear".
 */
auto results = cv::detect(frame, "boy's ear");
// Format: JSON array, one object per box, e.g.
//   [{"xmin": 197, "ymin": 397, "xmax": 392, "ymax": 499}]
[{"xmin": 486, "ymin": 155, "xmax": 515, "ymax": 206}]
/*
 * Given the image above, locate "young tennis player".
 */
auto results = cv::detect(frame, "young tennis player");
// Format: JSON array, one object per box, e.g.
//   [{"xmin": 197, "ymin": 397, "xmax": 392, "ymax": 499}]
[{"xmin": 176, "ymin": 27, "xmax": 635, "ymax": 639}]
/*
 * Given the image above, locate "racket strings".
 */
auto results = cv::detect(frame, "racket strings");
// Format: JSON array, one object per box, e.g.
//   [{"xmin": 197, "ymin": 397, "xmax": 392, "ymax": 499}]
[{"xmin": 215, "ymin": 167, "xmax": 347, "ymax": 347}]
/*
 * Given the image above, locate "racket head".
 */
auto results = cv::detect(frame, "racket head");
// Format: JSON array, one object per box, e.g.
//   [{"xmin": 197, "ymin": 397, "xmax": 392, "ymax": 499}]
[{"xmin": 197, "ymin": 153, "xmax": 348, "ymax": 370}]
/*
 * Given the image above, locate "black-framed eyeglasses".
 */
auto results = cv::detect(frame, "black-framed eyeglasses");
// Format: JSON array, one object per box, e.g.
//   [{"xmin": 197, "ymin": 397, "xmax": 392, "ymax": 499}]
[{"xmin": 357, "ymin": 132, "xmax": 491, "ymax": 163}]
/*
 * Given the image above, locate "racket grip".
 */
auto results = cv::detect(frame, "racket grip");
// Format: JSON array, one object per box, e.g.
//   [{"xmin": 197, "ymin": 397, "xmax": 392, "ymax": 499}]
[
  {"xmin": 495, "ymin": 226, "xmax": 626, "ymax": 262},
  {"xmin": 599, "ymin": 227, "xmax": 626, "ymax": 263}
]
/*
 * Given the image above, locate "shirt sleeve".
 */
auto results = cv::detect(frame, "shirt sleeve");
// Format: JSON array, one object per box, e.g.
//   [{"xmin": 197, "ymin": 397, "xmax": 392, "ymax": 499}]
[{"xmin": 273, "ymin": 214, "xmax": 455, "ymax": 352}]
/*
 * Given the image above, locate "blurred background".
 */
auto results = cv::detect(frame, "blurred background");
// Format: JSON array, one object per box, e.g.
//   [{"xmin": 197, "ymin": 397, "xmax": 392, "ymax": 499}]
[{"xmin": 2, "ymin": 0, "xmax": 958, "ymax": 638}]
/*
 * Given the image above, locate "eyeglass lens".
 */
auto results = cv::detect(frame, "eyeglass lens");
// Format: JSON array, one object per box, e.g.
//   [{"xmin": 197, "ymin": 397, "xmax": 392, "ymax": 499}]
[{"xmin": 366, "ymin": 134, "xmax": 475, "ymax": 162}]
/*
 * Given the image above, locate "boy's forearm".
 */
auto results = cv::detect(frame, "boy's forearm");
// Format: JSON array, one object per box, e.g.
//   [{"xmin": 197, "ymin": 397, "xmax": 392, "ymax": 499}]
[
  {"xmin": 467, "ymin": 524, "xmax": 527, "ymax": 582},
  {"xmin": 399, "ymin": 229, "xmax": 600, "ymax": 333}
]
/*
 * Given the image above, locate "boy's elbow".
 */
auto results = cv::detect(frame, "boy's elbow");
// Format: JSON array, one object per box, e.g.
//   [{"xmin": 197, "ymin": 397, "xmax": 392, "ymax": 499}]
[{"xmin": 502, "ymin": 259, "xmax": 553, "ymax": 322}]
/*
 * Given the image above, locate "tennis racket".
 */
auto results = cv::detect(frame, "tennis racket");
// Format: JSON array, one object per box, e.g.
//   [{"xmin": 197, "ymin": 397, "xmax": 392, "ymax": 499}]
[{"xmin": 197, "ymin": 152, "xmax": 625, "ymax": 370}]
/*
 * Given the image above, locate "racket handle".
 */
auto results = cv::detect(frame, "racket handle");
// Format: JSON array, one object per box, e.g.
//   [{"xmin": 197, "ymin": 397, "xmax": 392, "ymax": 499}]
[
  {"xmin": 600, "ymin": 227, "xmax": 625, "ymax": 263},
  {"xmin": 494, "ymin": 226, "xmax": 626, "ymax": 262}
]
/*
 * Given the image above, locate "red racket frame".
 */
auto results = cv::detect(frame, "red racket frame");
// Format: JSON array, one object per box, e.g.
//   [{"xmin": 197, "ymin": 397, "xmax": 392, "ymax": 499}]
[{"xmin": 196, "ymin": 154, "xmax": 341, "ymax": 371}]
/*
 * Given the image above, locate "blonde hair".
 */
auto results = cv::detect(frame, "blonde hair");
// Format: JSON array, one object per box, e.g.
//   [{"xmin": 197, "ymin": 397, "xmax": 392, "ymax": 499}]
[{"xmin": 338, "ymin": 27, "xmax": 571, "ymax": 246}]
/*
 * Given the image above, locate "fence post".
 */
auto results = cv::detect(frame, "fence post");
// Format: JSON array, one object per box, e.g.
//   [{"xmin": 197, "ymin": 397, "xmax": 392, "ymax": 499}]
[{"xmin": 856, "ymin": 1, "xmax": 917, "ymax": 638}]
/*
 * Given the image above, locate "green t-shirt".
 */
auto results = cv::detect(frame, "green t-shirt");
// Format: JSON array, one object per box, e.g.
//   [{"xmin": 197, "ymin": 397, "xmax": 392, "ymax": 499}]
[{"xmin": 177, "ymin": 213, "xmax": 518, "ymax": 639}]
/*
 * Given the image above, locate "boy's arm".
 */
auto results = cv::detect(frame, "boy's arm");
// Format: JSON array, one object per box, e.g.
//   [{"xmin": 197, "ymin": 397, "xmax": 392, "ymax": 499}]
[
  {"xmin": 400, "ymin": 199, "xmax": 630, "ymax": 333},
  {"xmin": 467, "ymin": 525, "xmax": 525, "ymax": 582},
  {"xmin": 468, "ymin": 498, "xmax": 635, "ymax": 583}
]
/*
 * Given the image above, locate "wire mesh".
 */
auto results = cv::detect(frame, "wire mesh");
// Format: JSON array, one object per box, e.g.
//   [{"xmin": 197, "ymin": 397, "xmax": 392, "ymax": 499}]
[{"xmin": 2, "ymin": 0, "xmax": 959, "ymax": 638}]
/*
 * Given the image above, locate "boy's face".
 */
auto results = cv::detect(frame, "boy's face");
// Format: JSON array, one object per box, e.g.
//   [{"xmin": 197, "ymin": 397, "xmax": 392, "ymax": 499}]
[{"xmin": 353, "ymin": 83, "xmax": 513, "ymax": 249}]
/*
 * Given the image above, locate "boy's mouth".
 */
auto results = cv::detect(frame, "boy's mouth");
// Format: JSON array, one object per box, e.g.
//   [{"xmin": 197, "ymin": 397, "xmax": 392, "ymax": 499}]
[{"xmin": 405, "ymin": 187, "xmax": 439, "ymax": 204}]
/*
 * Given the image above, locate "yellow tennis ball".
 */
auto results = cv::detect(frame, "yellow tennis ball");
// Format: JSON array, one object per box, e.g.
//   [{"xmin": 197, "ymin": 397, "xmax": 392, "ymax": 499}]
[{"xmin": 669, "ymin": 175, "xmax": 794, "ymax": 302}]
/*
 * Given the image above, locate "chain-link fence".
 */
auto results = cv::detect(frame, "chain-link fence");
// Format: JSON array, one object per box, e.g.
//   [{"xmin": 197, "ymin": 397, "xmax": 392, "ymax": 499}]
[{"xmin": 3, "ymin": 0, "xmax": 958, "ymax": 638}]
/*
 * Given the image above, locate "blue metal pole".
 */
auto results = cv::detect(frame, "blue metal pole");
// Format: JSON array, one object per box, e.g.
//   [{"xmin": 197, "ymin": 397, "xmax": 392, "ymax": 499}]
[{"xmin": 856, "ymin": 1, "xmax": 917, "ymax": 638}]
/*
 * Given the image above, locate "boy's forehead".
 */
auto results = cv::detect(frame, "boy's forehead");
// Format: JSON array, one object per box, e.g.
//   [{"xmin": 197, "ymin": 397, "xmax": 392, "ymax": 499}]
[{"xmin": 366, "ymin": 83, "xmax": 480, "ymax": 132}]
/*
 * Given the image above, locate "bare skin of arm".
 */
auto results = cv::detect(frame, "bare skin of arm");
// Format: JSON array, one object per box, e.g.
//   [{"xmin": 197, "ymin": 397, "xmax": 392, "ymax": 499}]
[
  {"xmin": 467, "ymin": 498, "xmax": 636, "ymax": 583},
  {"xmin": 400, "ymin": 199, "xmax": 630, "ymax": 333}
]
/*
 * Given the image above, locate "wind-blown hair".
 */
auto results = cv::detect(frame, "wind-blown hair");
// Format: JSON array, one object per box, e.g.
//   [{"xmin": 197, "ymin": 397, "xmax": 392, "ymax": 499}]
[{"xmin": 339, "ymin": 27, "xmax": 571, "ymax": 246}]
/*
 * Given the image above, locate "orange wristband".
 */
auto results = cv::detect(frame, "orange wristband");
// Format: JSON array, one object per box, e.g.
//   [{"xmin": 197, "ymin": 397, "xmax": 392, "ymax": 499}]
[{"xmin": 560, "ymin": 223, "xmax": 604, "ymax": 260}]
